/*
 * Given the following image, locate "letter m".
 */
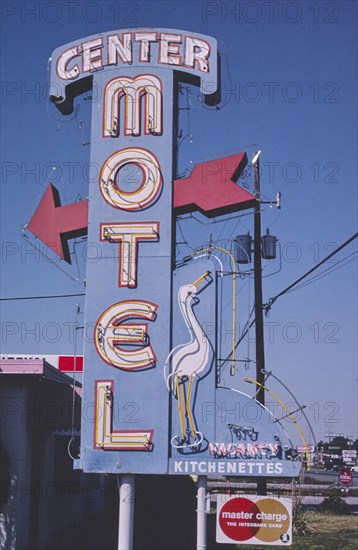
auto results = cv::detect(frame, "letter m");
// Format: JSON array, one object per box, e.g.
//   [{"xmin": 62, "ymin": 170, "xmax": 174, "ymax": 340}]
[
  {"xmin": 209, "ymin": 442, "xmax": 226, "ymax": 456},
  {"xmin": 103, "ymin": 75, "xmax": 162, "ymax": 137}
]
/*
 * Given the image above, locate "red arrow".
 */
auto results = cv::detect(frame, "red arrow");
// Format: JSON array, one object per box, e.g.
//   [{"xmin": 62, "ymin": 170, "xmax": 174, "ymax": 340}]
[
  {"xmin": 28, "ymin": 154, "xmax": 253, "ymax": 262},
  {"xmin": 173, "ymin": 152, "xmax": 256, "ymax": 217},
  {"xmin": 27, "ymin": 184, "xmax": 88, "ymax": 263}
]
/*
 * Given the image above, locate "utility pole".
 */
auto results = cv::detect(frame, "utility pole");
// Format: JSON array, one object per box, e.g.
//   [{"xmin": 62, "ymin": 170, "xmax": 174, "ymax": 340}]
[
  {"xmin": 253, "ymin": 151, "xmax": 266, "ymax": 496},
  {"xmin": 253, "ymin": 152, "xmax": 265, "ymax": 405}
]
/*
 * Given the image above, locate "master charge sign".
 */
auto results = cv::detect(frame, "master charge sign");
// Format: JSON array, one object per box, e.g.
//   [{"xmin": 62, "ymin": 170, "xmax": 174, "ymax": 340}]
[{"xmin": 216, "ymin": 496, "xmax": 292, "ymax": 545}]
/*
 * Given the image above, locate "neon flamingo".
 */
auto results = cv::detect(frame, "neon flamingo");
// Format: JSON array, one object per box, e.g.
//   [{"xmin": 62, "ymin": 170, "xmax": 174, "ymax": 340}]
[{"xmin": 164, "ymin": 271, "xmax": 211, "ymax": 448}]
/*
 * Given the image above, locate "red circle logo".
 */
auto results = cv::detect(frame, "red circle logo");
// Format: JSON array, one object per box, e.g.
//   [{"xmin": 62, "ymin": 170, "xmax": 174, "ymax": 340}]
[{"xmin": 219, "ymin": 497, "xmax": 261, "ymax": 541}]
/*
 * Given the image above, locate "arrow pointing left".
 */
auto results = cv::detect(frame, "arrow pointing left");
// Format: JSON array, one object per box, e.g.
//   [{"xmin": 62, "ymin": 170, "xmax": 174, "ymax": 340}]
[{"xmin": 27, "ymin": 184, "xmax": 88, "ymax": 263}]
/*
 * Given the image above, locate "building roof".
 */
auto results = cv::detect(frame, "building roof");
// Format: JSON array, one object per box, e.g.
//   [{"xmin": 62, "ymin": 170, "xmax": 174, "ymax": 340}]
[{"xmin": 0, "ymin": 357, "xmax": 82, "ymax": 430}]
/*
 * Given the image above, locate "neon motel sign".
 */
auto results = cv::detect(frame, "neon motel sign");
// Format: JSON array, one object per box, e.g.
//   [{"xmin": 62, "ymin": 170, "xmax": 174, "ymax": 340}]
[
  {"xmin": 46, "ymin": 29, "xmax": 221, "ymax": 474},
  {"xmin": 28, "ymin": 29, "xmax": 301, "ymax": 477}
]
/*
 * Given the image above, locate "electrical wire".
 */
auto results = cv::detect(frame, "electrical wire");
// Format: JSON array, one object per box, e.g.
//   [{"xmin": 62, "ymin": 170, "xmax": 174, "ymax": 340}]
[
  {"xmin": 265, "ymin": 232, "xmax": 358, "ymax": 311},
  {"xmin": 185, "ymin": 246, "xmax": 238, "ymax": 374},
  {"xmin": 219, "ymin": 234, "xmax": 357, "ymax": 370},
  {"xmin": 185, "ymin": 143, "xmax": 259, "ymax": 171},
  {"xmin": 0, "ymin": 293, "xmax": 85, "ymax": 302},
  {"xmin": 176, "ymin": 219, "xmax": 192, "ymax": 249},
  {"xmin": 176, "ymin": 205, "xmax": 270, "ymax": 227},
  {"xmin": 20, "ymin": 231, "xmax": 82, "ymax": 282},
  {"xmin": 244, "ymin": 376, "xmax": 311, "ymax": 471},
  {"xmin": 285, "ymin": 251, "xmax": 357, "ymax": 294},
  {"xmin": 216, "ymin": 217, "xmax": 230, "ymax": 242},
  {"xmin": 223, "ymin": 387, "xmax": 295, "ymax": 450},
  {"xmin": 263, "ymin": 369, "xmax": 317, "ymax": 453},
  {"xmin": 218, "ymin": 311, "xmax": 255, "ymax": 375}
]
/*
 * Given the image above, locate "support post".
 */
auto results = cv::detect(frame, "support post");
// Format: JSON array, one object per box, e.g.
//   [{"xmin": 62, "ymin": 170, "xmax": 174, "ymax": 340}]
[
  {"xmin": 197, "ymin": 476, "xmax": 207, "ymax": 550},
  {"xmin": 253, "ymin": 153, "xmax": 265, "ymax": 405},
  {"xmin": 253, "ymin": 152, "xmax": 267, "ymax": 496},
  {"xmin": 118, "ymin": 474, "xmax": 135, "ymax": 550}
]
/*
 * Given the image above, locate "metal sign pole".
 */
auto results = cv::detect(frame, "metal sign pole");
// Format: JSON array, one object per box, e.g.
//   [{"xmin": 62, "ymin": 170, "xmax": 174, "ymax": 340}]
[
  {"xmin": 196, "ymin": 476, "xmax": 207, "ymax": 550},
  {"xmin": 253, "ymin": 152, "xmax": 267, "ymax": 497},
  {"xmin": 118, "ymin": 474, "xmax": 135, "ymax": 550}
]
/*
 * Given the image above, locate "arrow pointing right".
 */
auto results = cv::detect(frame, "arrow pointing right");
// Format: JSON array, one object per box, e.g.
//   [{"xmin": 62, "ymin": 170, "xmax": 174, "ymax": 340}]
[{"xmin": 173, "ymin": 152, "xmax": 256, "ymax": 217}]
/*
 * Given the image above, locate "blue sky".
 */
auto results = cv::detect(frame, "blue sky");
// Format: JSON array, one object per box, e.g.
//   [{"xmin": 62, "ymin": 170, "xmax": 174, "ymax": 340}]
[{"xmin": 1, "ymin": 0, "xmax": 357, "ymax": 445}]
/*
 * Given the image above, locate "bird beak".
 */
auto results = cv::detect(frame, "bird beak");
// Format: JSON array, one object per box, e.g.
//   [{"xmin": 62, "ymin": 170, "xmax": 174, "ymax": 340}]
[{"xmin": 191, "ymin": 271, "xmax": 211, "ymax": 289}]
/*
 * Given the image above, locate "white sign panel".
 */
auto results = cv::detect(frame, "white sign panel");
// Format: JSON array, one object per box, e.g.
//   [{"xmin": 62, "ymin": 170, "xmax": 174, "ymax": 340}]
[{"xmin": 216, "ymin": 495, "xmax": 292, "ymax": 546}]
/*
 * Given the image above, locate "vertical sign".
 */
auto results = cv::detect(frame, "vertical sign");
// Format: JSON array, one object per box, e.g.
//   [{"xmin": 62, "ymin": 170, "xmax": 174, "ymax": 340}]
[{"xmin": 49, "ymin": 29, "xmax": 218, "ymax": 474}]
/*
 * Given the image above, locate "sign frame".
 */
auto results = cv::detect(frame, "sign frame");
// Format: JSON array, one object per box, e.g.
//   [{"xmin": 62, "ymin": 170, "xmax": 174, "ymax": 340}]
[{"xmin": 216, "ymin": 495, "xmax": 292, "ymax": 546}]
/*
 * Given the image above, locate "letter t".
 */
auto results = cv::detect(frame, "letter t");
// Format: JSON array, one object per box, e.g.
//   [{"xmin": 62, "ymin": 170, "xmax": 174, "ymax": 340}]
[{"xmin": 100, "ymin": 222, "xmax": 159, "ymax": 287}]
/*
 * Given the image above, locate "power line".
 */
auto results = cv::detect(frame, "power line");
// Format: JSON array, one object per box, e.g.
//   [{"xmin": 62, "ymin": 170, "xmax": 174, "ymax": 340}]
[
  {"xmin": 221, "ymin": 232, "xmax": 357, "ymax": 365},
  {"xmin": 265, "ymin": 232, "xmax": 358, "ymax": 311},
  {"xmin": 0, "ymin": 293, "xmax": 85, "ymax": 302},
  {"xmin": 286, "ymin": 251, "xmax": 357, "ymax": 294},
  {"xmin": 219, "ymin": 310, "xmax": 255, "ymax": 370}
]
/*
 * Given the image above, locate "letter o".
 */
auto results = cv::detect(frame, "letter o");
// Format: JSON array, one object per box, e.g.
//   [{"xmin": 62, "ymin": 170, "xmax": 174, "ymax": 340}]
[
  {"xmin": 42, "ymin": 2, "xmax": 62, "ymax": 23},
  {"xmin": 84, "ymin": 322, "xmax": 95, "ymax": 343},
  {"xmin": 282, "ymin": 2, "xmax": 302, "ymax": 23},
  {"xmin": 286, "ymin": 401, "xmax": 302, "ymax": 420},
  {"xmin": 83, "ymin": 162, "xmax": 99, "ymax": 183},
  {"xmin": 282, "ymin": 242, "xmax": 302, "ymax": 263},
  {"xmin": 46, "ymin": 82, "xmax": 63, "ymax": 101},
  {"xmin": 282, "ymin": 161, "xmax": 302, "ymax": 182},
  {"xmin": 82, "ymin": 2, "xmax": 102, "ymax": 22},
  {"xmin": 242, "ymin": 402, "xmax": 262, "ymax": 422},
  {"xmin": 82, "ymin": 242, "xmax": 102, "ymax": 263},
  {"xmin": 42, "ymin": 322, "xmax": 61, "ymax": 343},
  {"xmin": 242, "ymin": 82, "xmax": 262, "ymax": 103},
  {"xmin": 42, "ymin": 243, "xmax": 62, "ymax": 264},
  {"xmin": 43, "ymin": 482, "xmax": 61, "ymax": 503},
  {"xmin": 99, "ymin": 148, "xmax": 162, "ymax": 211},
  {"xmin": 89, "ymin": 81, "xmax": 102, "ymax": 103},
  {"xmin": 82, "ymin": 402, "xmax": 98, "ymax": 422},
  {"xmin": 42, "ymin": 162, "xmax": 62, "ymax": 182},
  {"xmin": 82, "ymin": 482, "xmax": 102, "ymax": 503},
  {"xmin": 282, "ymin": 82, "xmax": 302, "ymax": 103},
  {"xmin": 282, "ymin": 322, "xmax": 302, "ymax": 343},
  {"xmin": 242, "ymin": 2, "xmax": 262, "ymax": 23},
  {"xmin": 43, "ymin": 402, "xmax": 62, "ymax": 423}
]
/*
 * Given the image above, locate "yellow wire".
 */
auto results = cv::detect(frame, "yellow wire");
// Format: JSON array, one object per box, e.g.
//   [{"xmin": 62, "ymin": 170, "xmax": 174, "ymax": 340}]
[
  {"xmin": 186, "ymin": 375, "xmax": 196, "ymax": 438},
  {"xmin": 176, "ymin": 375, "xmax": 186, "ymax": 439},
  {"xmin": 244, "ymin": 377, "xmax": 311, "ymax": 471},
  {"xmin": 189, "ymin": 246, "xmax": 237, "ymax": 375}
]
